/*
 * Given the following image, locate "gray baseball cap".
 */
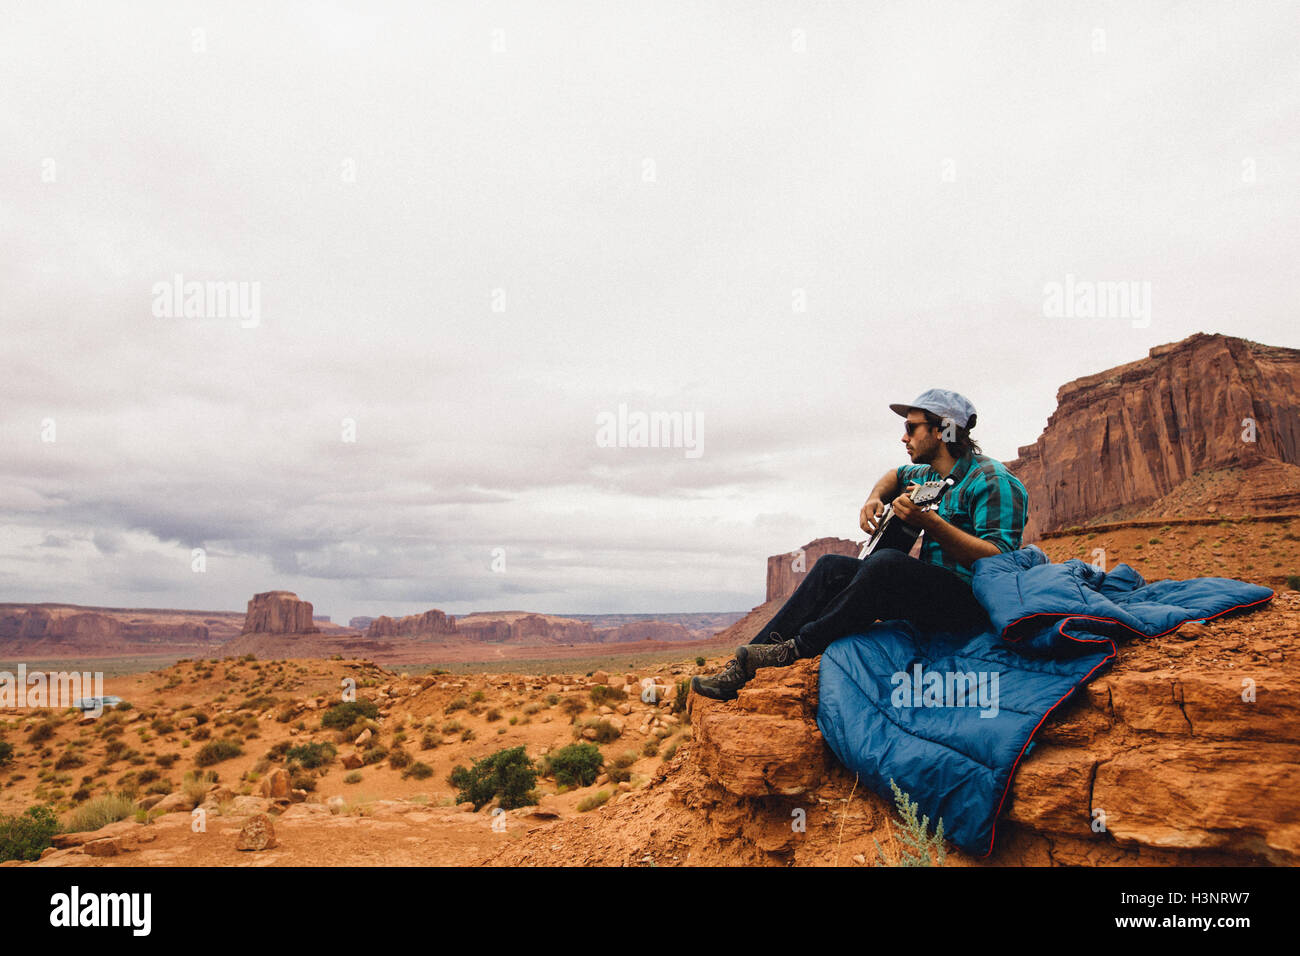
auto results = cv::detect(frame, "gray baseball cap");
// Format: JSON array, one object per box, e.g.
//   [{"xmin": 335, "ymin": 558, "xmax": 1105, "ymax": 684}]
[{"xmin": 889, "ymin": 389, "xmax": 977, "ymax": 429}]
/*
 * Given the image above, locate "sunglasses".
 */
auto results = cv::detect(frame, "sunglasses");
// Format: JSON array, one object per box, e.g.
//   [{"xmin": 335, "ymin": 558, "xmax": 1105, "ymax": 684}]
[{"xmin": 904, "ymin": 421, "xmax": 930, "ymax": 436}]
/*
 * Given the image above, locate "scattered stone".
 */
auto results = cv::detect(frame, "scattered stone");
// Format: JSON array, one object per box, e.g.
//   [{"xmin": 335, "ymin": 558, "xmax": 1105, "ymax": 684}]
[
  {"xmin": 259, "ymin": 768, "xmax": 292, "ymax": 800},
  {"xmin": 83, "ymin": 838, "xmax": 122, "ymax": 858},
  {"xmin": 236, "ymin": 813, "xmax": 278, "ymax": 851}
]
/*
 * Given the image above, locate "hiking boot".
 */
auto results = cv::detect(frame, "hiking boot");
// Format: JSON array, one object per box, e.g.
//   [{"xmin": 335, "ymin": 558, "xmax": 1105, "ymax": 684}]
[
  {"xmin": 736, "ymin": 635, "xmax": 799, "ymax": 679},
  {"xmin": 691, "ymin": 656, "xmax": 748, "ymax": 702}
]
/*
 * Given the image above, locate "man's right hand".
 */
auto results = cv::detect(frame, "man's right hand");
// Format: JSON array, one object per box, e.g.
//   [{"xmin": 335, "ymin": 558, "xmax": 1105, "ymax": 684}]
[{"xmin": 860, "ymin": 497, "xmax": 886, "ymax": 534}]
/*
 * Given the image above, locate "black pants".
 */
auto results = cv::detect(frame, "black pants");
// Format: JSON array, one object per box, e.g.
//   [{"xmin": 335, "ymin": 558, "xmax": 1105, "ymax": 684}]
[{"xmin": 751, "ymin": 550, "xmax": 988, "ymax": 658}]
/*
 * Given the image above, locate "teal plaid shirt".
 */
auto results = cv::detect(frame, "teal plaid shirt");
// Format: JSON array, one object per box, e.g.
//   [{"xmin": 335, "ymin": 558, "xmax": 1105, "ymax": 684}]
[{"xmin": 895, "ymin": 452, "xmax": 1028, "ymax": 583}]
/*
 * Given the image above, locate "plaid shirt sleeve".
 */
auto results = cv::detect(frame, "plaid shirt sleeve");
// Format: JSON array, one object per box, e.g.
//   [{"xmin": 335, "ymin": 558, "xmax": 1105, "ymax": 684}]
[
  {"xmin": 964, "ymin": 469, "xmax": 1028, "ymax": 553},
  {"xmin": 895, "ymin": 464, "xmax": 932, "ymax": 488}
]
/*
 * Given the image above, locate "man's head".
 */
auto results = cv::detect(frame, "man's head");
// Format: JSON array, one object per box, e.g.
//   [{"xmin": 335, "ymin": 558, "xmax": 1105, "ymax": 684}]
[{"xmin": 889, "ymin": 389, "xmax": 981, "ymax": 463}]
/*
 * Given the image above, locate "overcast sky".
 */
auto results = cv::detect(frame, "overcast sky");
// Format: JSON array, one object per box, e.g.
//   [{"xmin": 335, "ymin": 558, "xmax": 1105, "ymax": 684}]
[{"xmin": 3, "ymin": 1, "xmax": 1298, "ymax": 623}]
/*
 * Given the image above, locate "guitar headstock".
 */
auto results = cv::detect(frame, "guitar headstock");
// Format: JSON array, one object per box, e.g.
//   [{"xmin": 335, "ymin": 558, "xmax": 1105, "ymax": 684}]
[{"xmin": 904, "ymin": 478, "xmax": 954, "ymax": 510}]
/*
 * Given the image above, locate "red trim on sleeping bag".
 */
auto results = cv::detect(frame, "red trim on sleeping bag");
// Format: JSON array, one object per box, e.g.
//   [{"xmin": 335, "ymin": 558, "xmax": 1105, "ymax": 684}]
[{"xmin": 981, "ymin": 590, "xmax": 1274, "ymax": 858}]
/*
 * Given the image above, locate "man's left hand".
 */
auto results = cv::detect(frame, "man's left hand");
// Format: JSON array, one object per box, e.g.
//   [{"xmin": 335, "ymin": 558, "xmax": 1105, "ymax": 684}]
[{"xmin": 892, "ymin": 493, "xmax": 942, "ymax": 531}]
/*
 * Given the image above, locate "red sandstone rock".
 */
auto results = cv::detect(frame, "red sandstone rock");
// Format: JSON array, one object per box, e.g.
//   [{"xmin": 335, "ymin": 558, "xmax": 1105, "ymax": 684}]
[
  {"xmin": 367, "ymin": 609, "xmax": 457, "ymax": 639},
  {"xmin": 241, "ymin": 591, "xmax": 319, "ymax": 635},
  {"xmin": 766, "ymin": 537, "xmax": 860, "ymax": 603},
  {"xmin": 1007, "ymin": 333, "xmax": 1300, "ymax": 538}
]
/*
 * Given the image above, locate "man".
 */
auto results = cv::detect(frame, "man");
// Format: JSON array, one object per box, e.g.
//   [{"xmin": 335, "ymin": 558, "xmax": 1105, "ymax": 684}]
[{"xmin": 692, "ymin": 388, "xmax": 1028, "ymax": 701}]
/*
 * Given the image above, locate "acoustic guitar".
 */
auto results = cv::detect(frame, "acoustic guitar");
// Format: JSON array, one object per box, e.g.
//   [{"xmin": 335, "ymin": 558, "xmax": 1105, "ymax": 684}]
[{"xmin": 858, "ymin": 478, "xmax": 955, "ymax": 559}]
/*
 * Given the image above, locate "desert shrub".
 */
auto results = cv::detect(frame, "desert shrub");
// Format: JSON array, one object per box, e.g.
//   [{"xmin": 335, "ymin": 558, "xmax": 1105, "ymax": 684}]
[
  {"xmin": 577, "ymin": 790, "xmax": 611, "ymax": 812},
  {"xmin": 460, "ymin": 728, "xmax": 475, "ymax": 742},
  {"xmin": 191, "ymin": 727, "xmax": 211, "ymax": 741},
  {"xmin": 284, "ymin": 742, "xmax": 336, "ymax": 769},
  {"xmin": 576, "ymin": 718, "xmax": 621, "ymax": 744},
  {"xmin": 448, "ymin": 746, "xmax": 538, "ymax": 811},
  {"xmin": 0, "ymin": 805, "xmax": 60, "ymax": 862},
  {"xmin": 522, "ymin": 702, "xmax": 542, "ymax": 715},
  {"xmin": 27, "ymin": 721, "xmax": 56, "ymax": 745},
  {"xmin": 182, "ymin": 770, "xmax": 218, "ymax": 805},
  {"xmin": 54, "ymin": 751, "xmax": 84, "ymax": 771},
  {"xmin": 151, "ymin": 718, "xmax": 174, "ymax": 735},
  {"xmin": 695, "ymin": 656, "xmax": 705, "ymax": 666},
  {"xmin": 0, "ymin": 741, "xmax": 13, "ymax": 766},
  {"xmin": 873, "ymin": 778, "xmax": 946, "ymax": 867},
  {"xmin": 445, "ymin": 696, "xmax": 468, "ymax": 714},
  {"xmin": 545, "ymin": 694, "xmax": 559, "ymax": 706},
  {"xmin": 388, "ymin": 747, "xmax": 411, "ymax": 770},
  {"xmin": 289, "ymin": 767, "xmax": 316, "ymax": 792},
  {"xmin": 673, "ymin": 679, "xmax": 691, "ymax": 715},
  {"xmin": 362, "ymin": 745, "xmax": 389, "ymax": 766},
  {"xmin": 137, "ymin": 769, "xmax": 160, "ymax": 785},
  {"xmin": 343, "ymin": 771, "xmax": 362, "ymax": 784},
  {"xmin": 470, "ymin": 690, "xmax": 485, "ymax": 703},
  {"xmin": 542, "ymin": 743, "xmax": 603, "ymax": 788},
  {"xmin": 441, "ymin": 720, "xmax": 462, "ymax": 734},
  {"xmin": 66, "ymin": 792, "xmax": 134, "ymax": 833},
  {"xmin": 156, "ymin": 753, "xmax": 179, "ymax": 769},
  {"xmin": 320, "ymin": 701, "xmax": 379, "ymax": 729},
  {"xmin": 402, "ymin": 762, "xmax": 433, "ymax": 780},
  {"xmin": 420, "ymin": 732, "xmax": 439, "ymax": 750},
  {"xmin": 589, "ymin": 684, "xmax": 627, "ymax": 706},
  {"xmin": 641, "ymin": 740, "xmax": 659, "ymax": 758},
  {"xmin": 661, "ymin": 740, "xmax": 680, "ymax": 762},
  {"xmin": 195, "ymin": 738, "xmax": 243, "ymax": 767},
  {"xmin": 1288, "ymin": 574, "xmax": 1300, "ymax": 591},
  {"xmin": 560, "ymin": 698, "xmax": 586, "ymax": 722},
  {"xmin": 485, "ymin": 708, "xmax": 501, "ymax": 722}
]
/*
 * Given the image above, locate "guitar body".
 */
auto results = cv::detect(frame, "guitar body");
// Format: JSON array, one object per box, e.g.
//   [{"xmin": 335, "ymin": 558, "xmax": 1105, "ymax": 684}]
[{"xmin": 858, "ymin": 479, "xmax": 954, "ymax": 560}]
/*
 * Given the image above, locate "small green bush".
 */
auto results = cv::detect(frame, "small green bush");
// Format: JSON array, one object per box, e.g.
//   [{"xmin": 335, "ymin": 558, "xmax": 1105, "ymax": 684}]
[
  {"xmin": 402, "ymin": 762, "xmax": 433, "ymax": 780},
  {"xmin": 320, "ymin": 700, "xmax": 379, "ymax": 729},
  {"xmin": 1287, "ymin": 574, "xmax": 1300, "ymax": 591},
  {"xmin": 589, "ymin": 685, "xmax": 627, "ymax": 706},
  {"xmin": 284, "ymin": 742, "xmax": 337, "ymax": 769},
  {"xmin": 695, "ymin": 656, "xmax": 705, "ymax": 666},
  {"xmin": 194, "ymin": 738, "xmax": 243, "ymax": 767},
  {"xmin": 388, "ymin": 747, "xmax": 411, "ymax": 769},
  {"xmin": 448, "ymin": 746, "xmax": 538, "ymax": 811},
  {"xmin": 577, "ymin": 790, "xmax": 611, "ymax": 812},
  {"xmin": 576, "ymin": 718, "xmax": 621, "ymax": 744},
  {"xmin": 0, "ymin": 741, "xmax": 12, "ymax": 766},
  {"xmin": 343, "ymin": 770, "xmax": 362, "ymax": 784},
  {"xmin": 0, "ymin": 805, "xmax": 60, "ymax": 862},
  {"xmin": 542, "ymin": 743, "xmax": 603, "ymax": 788},
  {"xmin": 445, "ymin": 696, "xmax": 469, "ymax": 714},
  {"xmin": 873, "ymin": 778, "xmax": 946, "ymax": 867}
]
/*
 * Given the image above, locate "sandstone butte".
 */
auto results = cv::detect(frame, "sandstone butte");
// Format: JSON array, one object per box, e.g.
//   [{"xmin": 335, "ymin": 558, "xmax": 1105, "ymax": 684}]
[
  {"xmin": 1007, "ymin": 332, "xmax": 1300, "ymax": 539},
  {"xmin": 240, "ymin": 591, "xmax": 319, "ymax": 635}
]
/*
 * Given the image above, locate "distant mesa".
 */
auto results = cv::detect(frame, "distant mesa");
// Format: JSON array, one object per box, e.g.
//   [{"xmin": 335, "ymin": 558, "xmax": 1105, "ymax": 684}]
[
  {"xmin": 348, "ymin": 616, "xmax": 376, "ymax": 631},
  {"xmin": 241, "ymin": 591, "xmax": 320, "ymax": 635},
  {"xmin": 367, "ymin": 609, "xmax": 457, "ymax": 639}
]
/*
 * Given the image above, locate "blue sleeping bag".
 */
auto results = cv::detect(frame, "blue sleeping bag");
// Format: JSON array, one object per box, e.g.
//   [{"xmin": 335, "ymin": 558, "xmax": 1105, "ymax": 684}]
[{"xmin": 815, "ymin": 545, "xmax": 1273, "ymax": 857}]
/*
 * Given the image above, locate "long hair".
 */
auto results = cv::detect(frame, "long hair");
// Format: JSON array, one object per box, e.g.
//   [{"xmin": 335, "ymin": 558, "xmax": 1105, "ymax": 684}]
[{"xmin": 923, "ymin": 410, "xmax": 982, "ymax": 458}]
